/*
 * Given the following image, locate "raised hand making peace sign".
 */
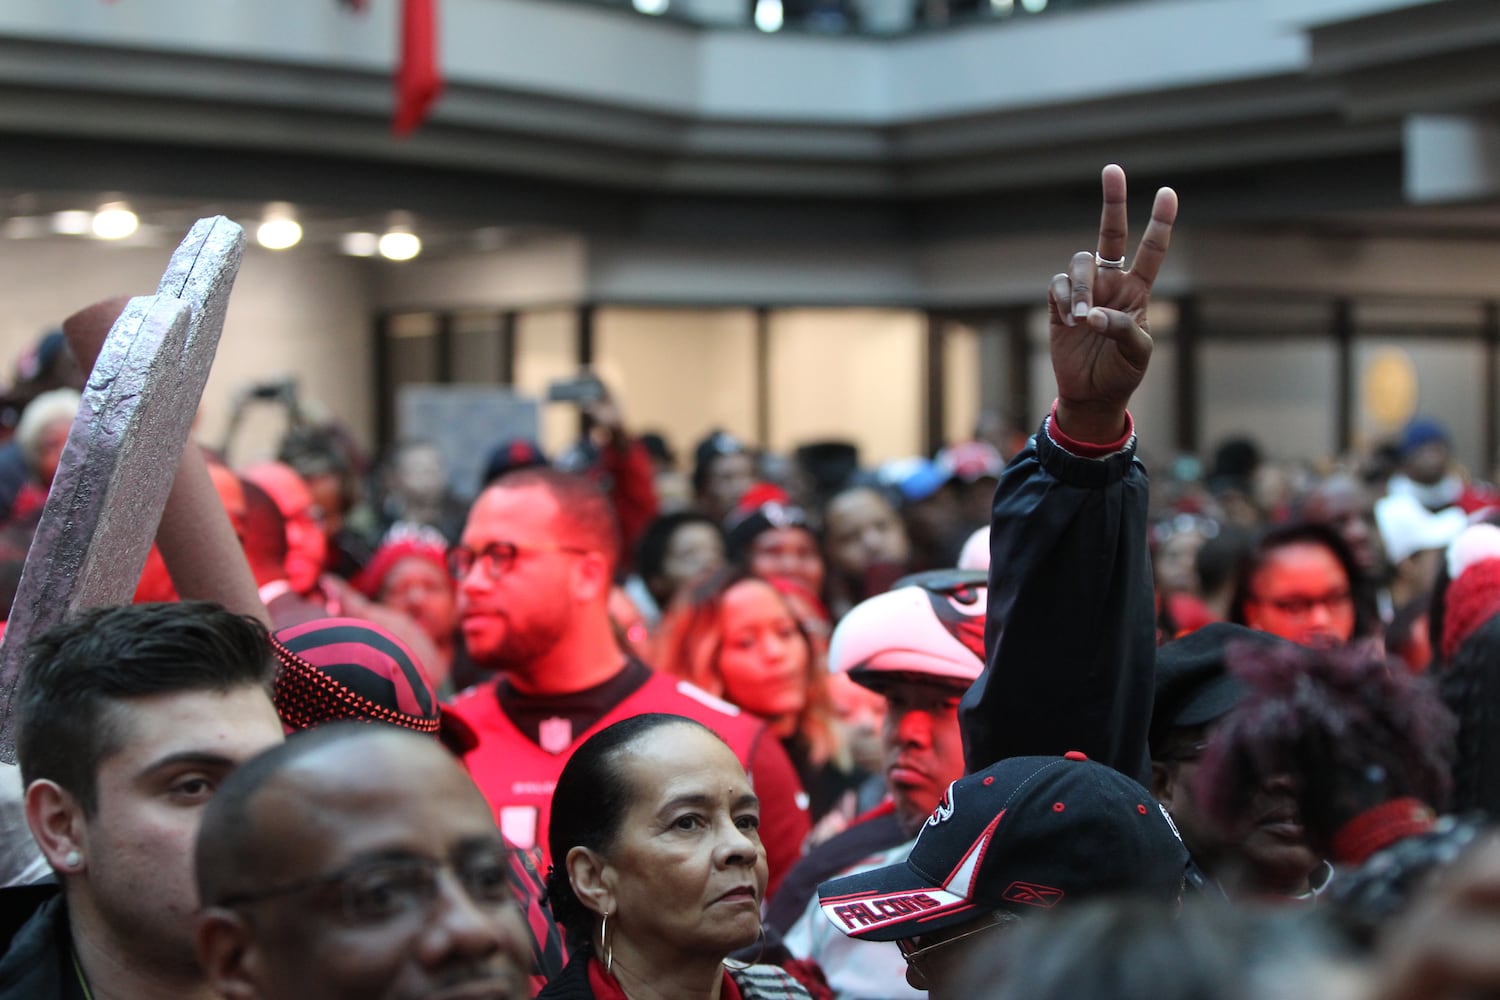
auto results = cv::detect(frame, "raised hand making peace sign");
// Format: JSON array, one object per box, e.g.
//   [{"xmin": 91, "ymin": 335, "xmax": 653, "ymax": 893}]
[{"xmin": 1048, "ymin": 164, "xmax": 1178, "ymax": 444}]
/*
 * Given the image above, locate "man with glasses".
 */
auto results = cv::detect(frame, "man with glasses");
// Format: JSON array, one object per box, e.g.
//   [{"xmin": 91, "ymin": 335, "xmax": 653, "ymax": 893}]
[
  {"xmin": 443, "ymin": 467, "xmax": 810, "ymax": 897},
  {"xmin": 777, "ymin": 575, "xmax": 986, "ymax": 1000},
  {"xmin": 194, "ymin": 723, "xmax": 530, "ymax": 1000},
  {"xmin": 1232, "ymin": 524, "xmax": 1368, "ymax": 649}
]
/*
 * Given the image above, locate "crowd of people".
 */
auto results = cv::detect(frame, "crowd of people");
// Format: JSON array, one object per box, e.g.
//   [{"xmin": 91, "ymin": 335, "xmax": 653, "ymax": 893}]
[{"xmin": 0, "ymin": 164, "xmax": 1498, "ymax": 999}]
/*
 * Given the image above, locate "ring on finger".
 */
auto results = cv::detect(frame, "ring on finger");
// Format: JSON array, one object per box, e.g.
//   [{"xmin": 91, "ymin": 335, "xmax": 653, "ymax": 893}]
[{"xmin": 1095, "ymin": 253, "xmax": 1126, "ymax": 269}]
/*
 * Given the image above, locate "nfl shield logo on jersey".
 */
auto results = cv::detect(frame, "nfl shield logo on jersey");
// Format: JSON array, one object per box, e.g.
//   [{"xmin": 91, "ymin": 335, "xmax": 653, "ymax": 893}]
[{"xmin": 538, "ymin": 716, "xmax": 574, "ymax": 755}]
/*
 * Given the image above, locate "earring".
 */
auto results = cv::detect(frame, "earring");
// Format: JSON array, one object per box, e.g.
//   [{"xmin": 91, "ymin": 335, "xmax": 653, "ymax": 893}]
[
  {"xmin": 601, "ymin": 911, "xmax": 614, "ymax": 975},
  {"xmin": 62, "ymin": 850, "xmax": 81, "ymax": 870}
]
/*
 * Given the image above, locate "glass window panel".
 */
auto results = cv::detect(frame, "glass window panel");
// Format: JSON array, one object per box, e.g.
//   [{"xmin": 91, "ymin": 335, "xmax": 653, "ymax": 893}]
[
  {"xmin": 514, "ymin": 309, "xmax": 580, "ymax": 456},
  {"xmin": 593, "ymin": 308, "xmax": 759, "ymax": 463},
  {"xmin": 1198, "ymin": 341, "xmax": 1337, "ymax": 464},
  {"xmin": 768, "ymin": 309, "xmax": 924, "ymax": 463},
  {"xmin": 450, "ymin": 311, "xmax": 507, "ymax": 386}
]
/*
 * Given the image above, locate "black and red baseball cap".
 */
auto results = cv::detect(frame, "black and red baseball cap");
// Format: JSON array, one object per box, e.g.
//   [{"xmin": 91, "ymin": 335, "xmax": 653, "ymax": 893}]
[{"xmin": 816, "ymin": 754, "xmax": 1187, "ymax": 942}]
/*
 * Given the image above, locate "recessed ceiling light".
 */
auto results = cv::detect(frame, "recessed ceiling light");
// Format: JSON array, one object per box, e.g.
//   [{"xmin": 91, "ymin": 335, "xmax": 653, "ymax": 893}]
[
  {"xmin": 378, "ymin": 229, "xmax": 421, "ymax": 261},
  {"xmin": 754, "ymin": 0, "xmax": 783, "ymax": 32},
  {"xmin": 92, "ymin": 202, "xmax": 139, "ymax": 240},
  {"xmin": 257, "ymin": 217, "xmax": 303, "ymax": 251}
]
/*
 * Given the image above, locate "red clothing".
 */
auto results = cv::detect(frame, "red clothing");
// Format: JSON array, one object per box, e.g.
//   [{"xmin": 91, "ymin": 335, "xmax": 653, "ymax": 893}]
[
  {"xmin": 588, "ymin": 958, "xmax": 742, "ymax": 1000},
  {"xmin": 447, "ymin": 671, "xmax": 810, "ymax": 899},
  {"xmin": 593, "ymin": 436, "xmax": 658, "ymax": 560}
]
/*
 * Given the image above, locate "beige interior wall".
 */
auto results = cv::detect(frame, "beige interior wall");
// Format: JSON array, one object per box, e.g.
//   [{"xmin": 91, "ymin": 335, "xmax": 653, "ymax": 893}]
[
  {"xmin": 767, "ymin": 308, "xmax": 924, "ymax": 463},
  {"xmin": 593, "ymin": 308, "xmax": 759, "ymax": 455},
  {"xmin": 513, "ymin": 309, "xmax": 579, "ymax": 456},
  {"xmin": 1198, "ymin": 340, "xmax": 1338, "ymax": 464},
  {"xmin": 942, "ymin": 322, "xmax": 981, "ymax": 446},
  {"xmin": 0, "ymin": 236, "xmax": 375, "ymax": 467}
]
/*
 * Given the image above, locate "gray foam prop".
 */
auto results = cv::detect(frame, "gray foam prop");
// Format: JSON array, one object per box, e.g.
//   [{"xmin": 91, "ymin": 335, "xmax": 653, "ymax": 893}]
[{"xmin": 0, "ymin": 217, "xmax": 244, "ymax": 762}]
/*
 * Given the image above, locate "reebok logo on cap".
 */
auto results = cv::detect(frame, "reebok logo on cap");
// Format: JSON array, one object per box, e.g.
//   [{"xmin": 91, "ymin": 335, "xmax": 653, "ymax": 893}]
[
  {"xmin": 816, "ymin": 755, "xmax": 1188, "ymax": 943},
  {"xmin": 1001, "ymin": 882, "xmax": 1064, "ymax": 908}
]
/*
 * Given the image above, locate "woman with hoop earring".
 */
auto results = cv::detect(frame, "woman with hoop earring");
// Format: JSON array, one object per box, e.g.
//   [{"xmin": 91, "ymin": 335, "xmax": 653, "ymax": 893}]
[{"xmin": 540, "ymin": 713, "xmax": 812, "ymax": 1000}]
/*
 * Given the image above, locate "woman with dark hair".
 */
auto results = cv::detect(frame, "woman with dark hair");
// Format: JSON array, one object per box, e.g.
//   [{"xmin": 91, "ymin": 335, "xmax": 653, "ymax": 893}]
[
  {"xmin": 625, "ymin": 511, "xmax": 727, "ymax": 627},
  {"xmin": 1229, "ymin": 521, "xmax": 1380, "ymax": 648},
  {"xmin": 725, "ymin": 499, "xmax": 826, "ymax": 609},
  {"xmin": 723, "ymin": 496, "xmax": 832, "ymax": 662},
  {"xmin": 1195, "ymin": 639, "xmax": 1465, "ymax": 950},
  {"xmin": 540, "ymin": 713, "xmax": 812, "ymax": 1000},
  {"xmin": 654, "ymin": 566, "xmax": 860, "ymax": 824}
]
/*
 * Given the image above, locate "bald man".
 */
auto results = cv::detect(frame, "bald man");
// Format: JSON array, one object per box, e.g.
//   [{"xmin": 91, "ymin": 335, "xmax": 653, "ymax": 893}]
[{"xmin": 194, "ymin": 724, "xmax": 529, "ymax": 1000}]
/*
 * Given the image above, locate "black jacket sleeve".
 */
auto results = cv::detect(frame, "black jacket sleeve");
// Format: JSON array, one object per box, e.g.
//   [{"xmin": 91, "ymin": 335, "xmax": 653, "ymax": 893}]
[{"xmin": 959, "ymin": 415, "xmax": 1155, "ymax": 784}]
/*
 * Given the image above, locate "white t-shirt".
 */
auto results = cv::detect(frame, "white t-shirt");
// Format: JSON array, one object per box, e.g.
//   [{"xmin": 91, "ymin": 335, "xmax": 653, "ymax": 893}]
[{"xmin": 782, "ymin": 838, "xmax": 924, "ymax": 1000}]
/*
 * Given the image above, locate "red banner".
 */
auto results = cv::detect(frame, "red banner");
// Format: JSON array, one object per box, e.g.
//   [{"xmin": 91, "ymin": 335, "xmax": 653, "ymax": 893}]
[{"xmin": 394, "ymin": 0, "xmax": 443, "ymax": 137}]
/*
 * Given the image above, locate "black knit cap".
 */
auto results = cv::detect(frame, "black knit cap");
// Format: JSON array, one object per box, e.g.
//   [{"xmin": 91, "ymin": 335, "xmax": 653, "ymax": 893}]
[
  {"xmin": 1150, "ymin": 622, "xmax": 1298, "ymax": 754},
  {"xmin": 691, "ymin": 430, "xmax": 749, "ymax": 494},
  {"xmin": 725, "ymin": 501, "xmax": 814, "ymax": 561}
]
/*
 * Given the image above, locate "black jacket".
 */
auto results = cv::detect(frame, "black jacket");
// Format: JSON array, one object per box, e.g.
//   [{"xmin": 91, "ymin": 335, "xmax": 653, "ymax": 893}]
[
  {"xmin": 960, "ymin": 416, "xmax": 1156, "ymax": 785},
  {"xmin": 0, "ymin": 884, "xmax": 85, "ymax": 1000}
]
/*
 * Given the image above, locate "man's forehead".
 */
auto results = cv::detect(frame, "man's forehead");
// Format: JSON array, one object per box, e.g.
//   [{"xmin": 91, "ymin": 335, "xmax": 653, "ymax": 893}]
[
  {"xmin": 103, "ymin": 687, "xmax": 282, "ymax": 768},
  {"xmin": 881, "ymin": 679, "xmax": 963, "ymax": 705},
  {"xmin": 463, "ymin": 483, "xmax": 561, "ymax": 542},
  {"xmin": 255, "ymin": 740, "xmax": 497, "ymax": 857}
]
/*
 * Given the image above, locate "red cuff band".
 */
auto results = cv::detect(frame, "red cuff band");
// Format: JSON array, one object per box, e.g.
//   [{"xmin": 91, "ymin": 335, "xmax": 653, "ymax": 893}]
[
  {"xmin": 1331, "ymin": 797, "xmax": 1436, "ymax": 868},
  {"xmin": 1047, "ymin": 401, "xmax": 1134, "ymax": 458}
]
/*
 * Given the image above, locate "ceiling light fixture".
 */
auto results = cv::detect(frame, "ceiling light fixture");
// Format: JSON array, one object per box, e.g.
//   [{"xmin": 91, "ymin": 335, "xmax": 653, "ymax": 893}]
[
  {"xmin": 92, "ymin": 202, "xmax": 139, "ymax": 241},
  {"xmin": 378, "ymin": 228, "xmax": 422, "ymax": 261},
  {"xmin": 256, "ymin": 203, "xmax": 303, "ymax": 250},
  {"xmin": 754, "ymin": 0, "xmax": 783, "ymax": 32}
]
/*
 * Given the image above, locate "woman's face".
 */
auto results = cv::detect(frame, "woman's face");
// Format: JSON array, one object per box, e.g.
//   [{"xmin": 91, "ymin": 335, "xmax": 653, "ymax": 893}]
[
  {"xmin": 749, "ymin": 527, "xmax": 825, "ymax": 597},
  {"xmin": 1242, "ymin": 541, "xmax": 1355, "ymax": 647},
  {"xmin": 1155, "ymin": 529, "xmax": 1205, "ymax": 595},
  {"xmin": 825, "ymin": 490, "xmax": 910, "ymax": 578},
  {"xmin": 602, "ymin": 724, "xmax": 767, "ymax": 967},
  {"xmin": 659, "ymin": 523, "xmax": 725, "ymax": 598},
  {"xmin": 378, "ymin": 556, "xmax": 458, "ymax": 646},
  {"xmin": 715, "ymin": 580, "xmax": 810, "ymax": 722}
]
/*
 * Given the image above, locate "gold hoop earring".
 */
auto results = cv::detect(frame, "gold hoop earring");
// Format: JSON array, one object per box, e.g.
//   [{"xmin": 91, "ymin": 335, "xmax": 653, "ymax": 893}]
[{"xmin": 601, "ymin": 911, "xmax": 614, "ymax": 975}]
